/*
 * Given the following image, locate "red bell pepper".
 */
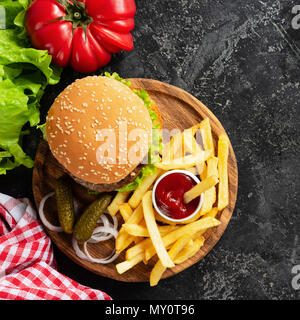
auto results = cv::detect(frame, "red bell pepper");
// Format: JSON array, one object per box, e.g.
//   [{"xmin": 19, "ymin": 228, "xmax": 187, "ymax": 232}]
[{"xmin": 26, "ymin": 0, "xmax": 136, "ymax": 73}]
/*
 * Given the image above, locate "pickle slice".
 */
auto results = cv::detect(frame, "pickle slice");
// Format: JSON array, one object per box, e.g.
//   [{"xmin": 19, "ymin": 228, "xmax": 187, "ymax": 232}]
[
  {"xmin": 73, "ymin": 194, "xmax": 112, "ymax": 243},
  {"xmin": 55, "ymin": 176, "xmax": 75, "ymax": 234}
]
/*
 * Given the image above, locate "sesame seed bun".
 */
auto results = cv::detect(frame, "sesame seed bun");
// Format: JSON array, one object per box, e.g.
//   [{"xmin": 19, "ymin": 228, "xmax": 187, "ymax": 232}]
[{"xmin": 46, "ymin": 76, "xmax": 154, "ymax": 186}]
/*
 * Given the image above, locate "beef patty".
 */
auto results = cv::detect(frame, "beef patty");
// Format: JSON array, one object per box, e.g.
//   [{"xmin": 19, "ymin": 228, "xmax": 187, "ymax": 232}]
[{"xmin": 65, "ymin": 162, "xmax": 146, "ymax": 193}]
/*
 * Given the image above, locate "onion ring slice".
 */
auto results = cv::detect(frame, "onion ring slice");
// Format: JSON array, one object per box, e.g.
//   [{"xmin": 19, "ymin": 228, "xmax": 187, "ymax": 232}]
[{"xmin": 39, "ymin": 192, "xmax": 63, "ymax": 232}]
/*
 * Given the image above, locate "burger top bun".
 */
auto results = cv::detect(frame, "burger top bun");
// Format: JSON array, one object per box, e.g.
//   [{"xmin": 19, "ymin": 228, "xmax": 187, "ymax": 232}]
[{"xmin": 46, "ymin": 76, "xmax": 153, "ymax": 184}]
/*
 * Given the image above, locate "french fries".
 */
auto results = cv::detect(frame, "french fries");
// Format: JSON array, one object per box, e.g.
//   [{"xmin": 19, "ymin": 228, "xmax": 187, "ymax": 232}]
[
  {"xmin": 200, "ymin": 161, "xmax": 207, "ymax": 181},
  {"xmin": 116, "ymin": 253, "xmax": 144, "ymax": 274},
  {"xmin": 183, "ymin": 130, "xmax": 206, "ymax": 176},
  {"xmin": 142, "ymin": 191, "xmax": 175, "ymax": 268},
  {"xmin": 190, "ymin": 208, "xmax": 219, "ymax": 239},
  {"xmin": 126, "ymin": 202, "xmax": 145, "ymax": 224},
  {"xmin": 200, "ymin": 118, "xmax": 214, "ymax": 155},
  {"xmin": 161, "ymin": 130, "xmax": 183, "ymax": 161},
  {"xmin": 183, "ymin": 128, "xmax": 202, "ymax": 156},
  {"xmin": 145, "ymin": 217, "xmax": 221, "ymax": 261},
  {"xmin": 217, "ymin": 135, "xmax": 229, "ymax": 210},
  {"xmin": 173, "ymin": 236, "xmax": 205, "ymax": 264},
  {"xmin": 122, "ymin": 223, "xmax": 149, "ymax": 237},
  {"xmin": 188, "ymin": 123, "xmax": 201, "ymax": 136},
  {"xmin": 125, "ymin": 237, "xmax": 152, "ymax": 260},
  {"xmin": 110, "ymin": 118, "xmax": 230, "ymax": 286},
  {"xmin": 128, "ymin": 169, "xmax": 162, "ymax": 209},
  {"xmin": 150, "ymin": 235, "xmax": 192, "ymax": 286},
  {"xmin": 183, "ymin": 175, "xmax": 219, "ymax": 204},
  {"xmin": 115, "ymin": 203, "xmax": 144, "ymax": 253},
  {"xmin": 115, "ymin": 231, "xmax": 136, "ymax": 253},
  {"xmin": 123, "ymin": 223, "xmax": 178, "ymax": 237},
  {"xmin": 107, "ymin": 191, "xmax": 131, "ymax": 216},
  {"xmin": 200, "ymin": 157, "xmax": 218, "ymax": 215},
  {"xmin": 155, "ymin": 151, "xmax": 211, "ymax": 170},
  {"xmin": 203, "ymin": 207, "xmax": 219, "ymax": 219},
  {"xmin": 118, "ymin": 203, "xmax": 133, "ymax": 222}
]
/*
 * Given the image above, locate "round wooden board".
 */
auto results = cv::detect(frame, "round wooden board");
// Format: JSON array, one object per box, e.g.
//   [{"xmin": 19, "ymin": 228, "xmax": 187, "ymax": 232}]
[{"xmin": 32, "ymin": 78, "xmax": 238, "ymax": 283}]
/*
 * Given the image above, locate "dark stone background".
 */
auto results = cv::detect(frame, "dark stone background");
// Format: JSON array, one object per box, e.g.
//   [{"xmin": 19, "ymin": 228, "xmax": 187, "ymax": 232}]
[{"xmin": 0, "ymin": 0, "xmax": 299, "ymax": 299}]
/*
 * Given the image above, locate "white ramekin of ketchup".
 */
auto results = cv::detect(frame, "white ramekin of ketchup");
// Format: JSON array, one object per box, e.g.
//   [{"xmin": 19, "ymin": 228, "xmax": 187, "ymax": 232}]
[{"xmin": 152, "ymin": 169, "xmax": 204, "ymax": 223}]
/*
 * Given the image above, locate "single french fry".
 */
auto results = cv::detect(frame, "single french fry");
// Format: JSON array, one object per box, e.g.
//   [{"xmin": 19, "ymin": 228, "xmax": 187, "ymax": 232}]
[
  {"xmin": 207, "ymin": 156, "xmax": 219, "ymax": 177},
  {"xmin": 161, "ymin": 131, "xmax": 183, "ymax": 161},
  {"xmin": 126, "ymin": 202, "xmax": 144, "ymax": 224},
  {"xmin": 116, "ymin": 253, "xmax": 144, "ymax": 274},
  {"xmin": 155, "ymin": 151, "xmax": 211, "ymax": 171},
  {"xmin": 172, "ymin": 130, "xmax": 184, "ymax": 159},
  {"xmin": 191, "ymin": 208, "xmax": 219, "ymax": 238},
  {"xmin": 123, "ymin": 223, "xmax": 178, "ymax": 237},
  {"xmin": 115, "ymin": 203, "xmax": 144, "ymax": 253},
  {"xmin": 186, "ymin": 239, "xmax": 194, "ymax": 247},
  {"xmin": 200, "ymin": 118, "xmax": 214, "ymax": 155},
  {"xmin": 184, "ymin": 175, "xmax": 219, "ymax": 204},
  {"xmin": 182, "ymin": 130, "xmax": 205, "ymax": 176},
  {"xmin": 107, "ymin": 191, "xmax": 131, "ymax": 216},
  {"xmin": 128, "ymin": 169, "xmax": 162, "ymax": 209},
  {"xmin": 122, "ymin": 224, "xmax": 150, "ymax": 237},
  {"xmin": 142, "ymin": 191, "xmax": 174, "ymax": 268},
  {"xmin": 145, "ymin": 216, "xmax": 220, "ymax": 261},
  {"xmin": 196, "ymin": 162, "xmax": 205, "ymax": 175},
  {"xmin": 189, "ymin": 124, "xmax": 201, "ymax": 136},
  {"xmin": 118, "ymin": 203, "xmax": 133, "ymax": 222},
  {"xmin": 150, "ymin": 235, "xmax": 192, "ymax": 286},
  {"xmin": 202, "ymin": 207, "xmax": 219, "ymax": 219},
  {"xmin": 173, "ymin": 236, "xmax": 205, "ymax": 264},
  {"xmin": 200, "ymin": 157, "xmax": 218, "ymax": 215},
  {"xmin": 116, "ymin": 230, "xmax": 136, "ymax": 253},
  {"xmin": 217, "ymin": 135, "xmax": 229, "ymax": 210},
  {"xmin": 183, "ymin": 129, "xmax": 202, "ymax": 155},
  {"xmin": 125, "ymin": 238, "xmax": 152, "ymax": 260},
  {"xmin": 200, "ymin": 161, "xmax": 207, "ymax": 181}
]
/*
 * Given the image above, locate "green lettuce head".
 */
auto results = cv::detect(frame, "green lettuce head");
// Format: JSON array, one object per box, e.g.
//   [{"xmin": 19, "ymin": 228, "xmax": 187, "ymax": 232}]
[{"xmin": 0, "ymin": 0, "xmax": 61, "ymax": 174}]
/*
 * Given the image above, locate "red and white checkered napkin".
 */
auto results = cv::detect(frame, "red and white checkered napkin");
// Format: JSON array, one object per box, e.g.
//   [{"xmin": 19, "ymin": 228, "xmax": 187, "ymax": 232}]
[{"xmin": 0, "ymin": 193, "xmax": 111, "ymax": 300}]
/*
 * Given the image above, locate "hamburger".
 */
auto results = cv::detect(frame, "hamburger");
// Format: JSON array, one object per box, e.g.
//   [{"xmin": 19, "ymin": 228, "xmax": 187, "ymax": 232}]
[{"xmin": 45, "ymin": 73, "xmax": 162, "ymax": 193}]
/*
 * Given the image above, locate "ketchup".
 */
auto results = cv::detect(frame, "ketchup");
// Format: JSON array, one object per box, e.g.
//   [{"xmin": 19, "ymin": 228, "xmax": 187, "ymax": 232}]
[{"xmin": 155, "ymin": 172, "xmax": 200, "ymax": 220}]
